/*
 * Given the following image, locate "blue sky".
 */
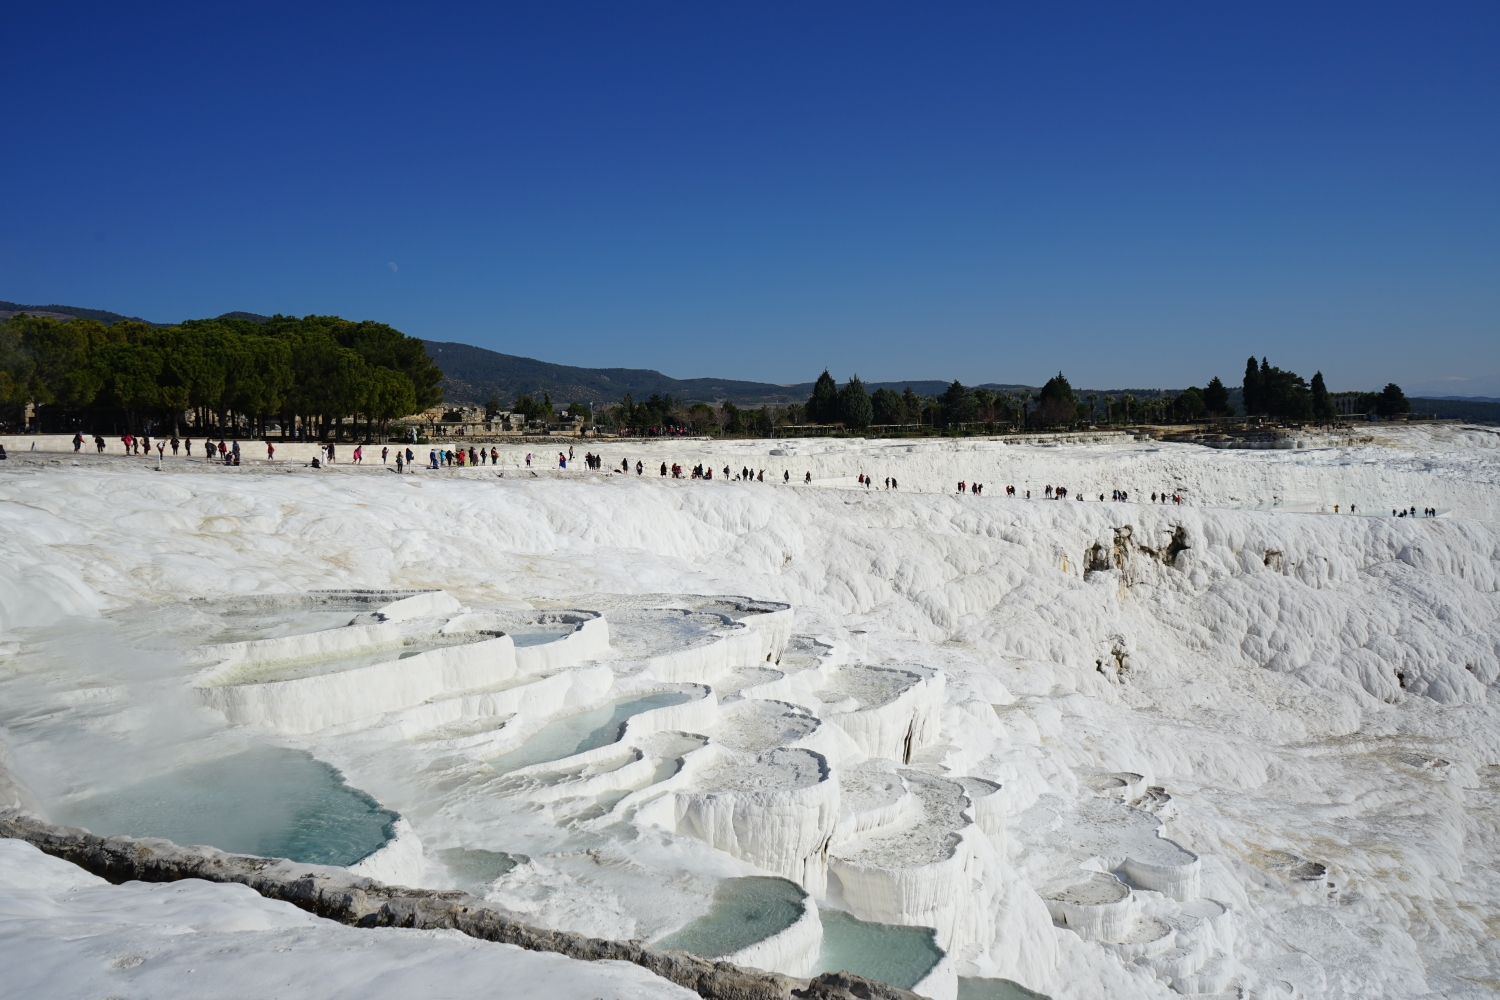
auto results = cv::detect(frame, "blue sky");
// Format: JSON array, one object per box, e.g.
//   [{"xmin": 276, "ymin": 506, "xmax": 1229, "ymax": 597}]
[{"xmin": 3, "ymin": 2, "xmax": 1497, "ymax": 394}]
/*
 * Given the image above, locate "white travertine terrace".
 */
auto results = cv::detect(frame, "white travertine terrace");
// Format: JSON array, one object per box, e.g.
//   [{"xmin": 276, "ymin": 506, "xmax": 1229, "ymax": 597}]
[
  {"xmin": 814, "ymin": 663, "xmax": 944, "ymax": 763},
  {"xmin": 829, "ymin": 768, "xmax": 999, "ymax": 961},
  {"xmin": 1021, "ymin": 787, "xmax": 1232, "ymax": 993},
  {"xmin": 676, "ymin": 746, "xmax": 840, "ymax": 893},
  {"xmin": 167, "ymin": 589, "xmax": 1009, "ymax": 996},
  {"xmin": 8, "ymin": 426, "xmax": 1499, "ymax": 999},
  {"xmin": 192, "ymin": 601, "xmax": 611, "ymax": 734}
]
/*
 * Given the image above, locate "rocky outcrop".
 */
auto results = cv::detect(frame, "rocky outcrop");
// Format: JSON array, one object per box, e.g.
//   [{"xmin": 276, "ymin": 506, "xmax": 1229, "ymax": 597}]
[{"xmin": 0, "ymin": 808, "xmax": 925, "ymax": 1000}]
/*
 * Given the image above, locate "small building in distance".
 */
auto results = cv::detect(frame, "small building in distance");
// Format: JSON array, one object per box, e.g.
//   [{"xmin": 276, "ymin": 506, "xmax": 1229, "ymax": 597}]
[{"xmin": 401, "ymin": 406, "xmax": 590, "ymax": 438}]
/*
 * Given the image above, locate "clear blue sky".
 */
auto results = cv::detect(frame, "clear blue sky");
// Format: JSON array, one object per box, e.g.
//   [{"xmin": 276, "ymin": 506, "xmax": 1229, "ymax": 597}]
[{"xmin": 3, "ymin": 2, "xmax": 1497, "ymax": 394}]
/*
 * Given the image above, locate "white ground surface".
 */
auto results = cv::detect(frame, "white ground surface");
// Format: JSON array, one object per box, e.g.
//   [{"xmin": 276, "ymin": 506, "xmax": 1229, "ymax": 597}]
[
  {"xmin": 2, "ymin": 424, "xmax": 1499, "ymax": 999},
  {"xmin": 0, "ymin": 838, "xmax": 693, "ymax": 1000}
]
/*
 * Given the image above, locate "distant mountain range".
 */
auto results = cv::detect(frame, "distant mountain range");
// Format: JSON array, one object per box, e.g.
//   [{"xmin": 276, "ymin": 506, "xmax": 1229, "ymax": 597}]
[
  {"xmin": 5, "ymin": 300, "xmax": 1496, "ymax": 420},
  {"xmin": 0, "ymin": 300, "xmax": 164, "ymax": 325},
  {"xmin": 419, "ymin": 339, "xmax": 1191, "ymax": 407},
  {"xmin": 0, "ymin": 301, "xmax": 273, "ymax": 327},
  {"xmin": 1408, "ymin": 397, "xmax": 1500, "ymax": 422},
  {"xmin": 422, "ymin": 339, "xmax": 813, "ymax": 407}
]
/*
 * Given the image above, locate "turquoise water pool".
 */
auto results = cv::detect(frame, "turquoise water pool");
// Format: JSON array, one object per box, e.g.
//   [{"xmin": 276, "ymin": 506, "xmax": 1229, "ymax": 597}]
[
  {"xmin": 958, "ymin": 976, "xmax": 1051, "ymax": 1000},
  {"xmin": 509, "ymin": 626, "xmax": 575, "ymax": 647},
  {"xmin": 654, "ymin": 876, "xmax": 806, "ymax": 957},
  {"xmin": 813, "ymin": 909, "xmax": 944, "ymax": 990},
  {"xmin": 439, "ymin": 846, "xmax": 525, "ymax": 893},
  {"xmin": 52, "ymin": 746, "xmax": 397, "ymax": 866}
]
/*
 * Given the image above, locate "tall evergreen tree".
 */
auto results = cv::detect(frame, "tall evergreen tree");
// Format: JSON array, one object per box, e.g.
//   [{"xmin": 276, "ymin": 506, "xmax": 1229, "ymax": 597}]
[
  {"xmin": 1243, "ymin": 356, "xmax": 1261, "ymax": 414},
  {"xmin": 870, "ymin": 387, "xmax": 903, "ymax": 425},
  {"xmin": 1310, "ymin": 371, "xmax": 1335, "ymax": 420},
  {"xmin": 1036, "ymin": 372, "xmax": 1076, "ymax": 426},
  {"xmin": 1247, "ymin": 359, "xmax": 1312, "ymax": 420},
  {"xmin": 1375, "ymin": 382, "xmax": 1410, "ymax": 417},
  {"xmin": 901, "ymin": 386, "xmax": 922, "ymax": 425},
  {"xmin": 838, "ymin": 375, "xmax": 873, "ymax": 428},
  {"xmin": 1203, "ymin": 376, "xmax": 1230, "ymax": 416},
  {"xmin": 807, "ymin": 369, "xmax": 839, "ymax": 423},
  {"xmin": 938, "ymin": 380, "xmax": 978, "ymax": 426}
]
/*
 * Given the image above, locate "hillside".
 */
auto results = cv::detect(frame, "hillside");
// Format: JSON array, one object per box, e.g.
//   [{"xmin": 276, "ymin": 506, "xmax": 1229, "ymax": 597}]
[
  {"xmin": 0, "ymin": 302, "xmax": 272, "ymax": 327},
  {"xmin": 1409, "ymin": 397, "xmax": 1500, "ymax": 423},
  {"xmin": 423, "ymin": 340, "xmax": 1193, "ymax": 408},
  {"xmin": 421, "ymin": 340, "xmax": 807, "ymax": 407},
  {"xmin": 0, "ymin": 300, "xmax": 162, "ymax": 326}
]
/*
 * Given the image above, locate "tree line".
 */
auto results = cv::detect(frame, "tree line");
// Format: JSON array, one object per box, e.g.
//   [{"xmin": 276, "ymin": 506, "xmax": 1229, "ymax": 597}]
[
  {"xmin": 585, "ymin": 360, "xmax": 1412, "ymax": 437},
  {"xmin": 1240, "ymin": 356, "xmax": 1408, "ymax": 421},
  {"xmin": 0, "ymin": 313, "xmax": 443, "ymax": 439}
]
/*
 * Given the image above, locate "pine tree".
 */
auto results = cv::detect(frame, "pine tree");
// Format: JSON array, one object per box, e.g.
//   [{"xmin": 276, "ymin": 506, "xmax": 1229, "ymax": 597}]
[
  {"xmin": 1243, "ymin": 356, "xmax": 1260, "ymax": 414},
  {"xmin": 838, "ymin": 375, "xmax": 873, "ymax": 429},
  {"xmin": 1375, "ymin": 382, "xmax": 1409, "ymax": 417},
  {"xmin": 807, "ymin": 370, "xmax": 838, "ymax": 423},
  {"xmin": 870, "ymin": 387, "xmax": 903, "ymax": 425},
  {"xmin": 1203, "ymin": 376, "xmax": 1230, "ymax": 416},
  {"xmin": 901, "ymin": 386, "xmax": 922, "ymax": 425},
  {"xmin": 1310, "ymin": 371, "xmax": 1335, "ymax": 421},
  {"xmin": 1036, "ymin": 372, "xmax": 1076, "ymax": 426}
]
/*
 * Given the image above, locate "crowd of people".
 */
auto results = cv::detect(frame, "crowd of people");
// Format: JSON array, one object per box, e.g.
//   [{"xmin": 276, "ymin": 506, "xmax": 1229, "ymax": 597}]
[{"xmin": 33, "ymin": 436, "xmax": 1442, "ymax": 518}]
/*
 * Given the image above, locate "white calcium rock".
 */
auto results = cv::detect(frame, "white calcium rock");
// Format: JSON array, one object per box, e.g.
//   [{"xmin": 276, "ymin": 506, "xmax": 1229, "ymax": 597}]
[
  {"xmin": 816, "ymin": 664, "xmax": 944, "ymax": 763},
  {"xmin": 675, "ymin": 746, "xmax": 840, "ymax": 892},
  {"xmin": 1041, "ymin": 871, "xmax": 1136, "ymax": 942},
  {"xmin": 198, "ymin": 635, "xmax": 521, "ymax": 733},
  {"xmin": 829, "ymin": 770, "xmax": 997, "ymax": 955},
  {"xmin": 347, "ymin": 816, "xmax": 425, "ymax": 888}
]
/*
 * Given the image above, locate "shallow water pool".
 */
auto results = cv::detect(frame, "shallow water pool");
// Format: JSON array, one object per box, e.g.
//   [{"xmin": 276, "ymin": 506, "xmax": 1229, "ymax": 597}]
[
  {"xmin": 52, "ymin": 746, "xmax": 397, "ymax": 866},
  {"xmin": 957, "ymin": 977, "xmax": 1051, "ymax": 1000},
  {"xmin": 439, "ymin": 846, "xmax": 526, "ymax": 893},
  {"xmin": 508, "ymin": 626, "xmax": 575, "ymax": 647},
  {"xmin": 488, "ymin": 689, "xmax": 694, "ymax": 774},
  {"xmin": 211, "ymin": 609, "xmax": 361, "ymax": 644},
  {"xmin": 813, "ymin": 909, "xmax": 943, "ymax": 990},
  {"xmin": 654, "ymin": 876, "xmax": 806, "ymax": 957}
]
